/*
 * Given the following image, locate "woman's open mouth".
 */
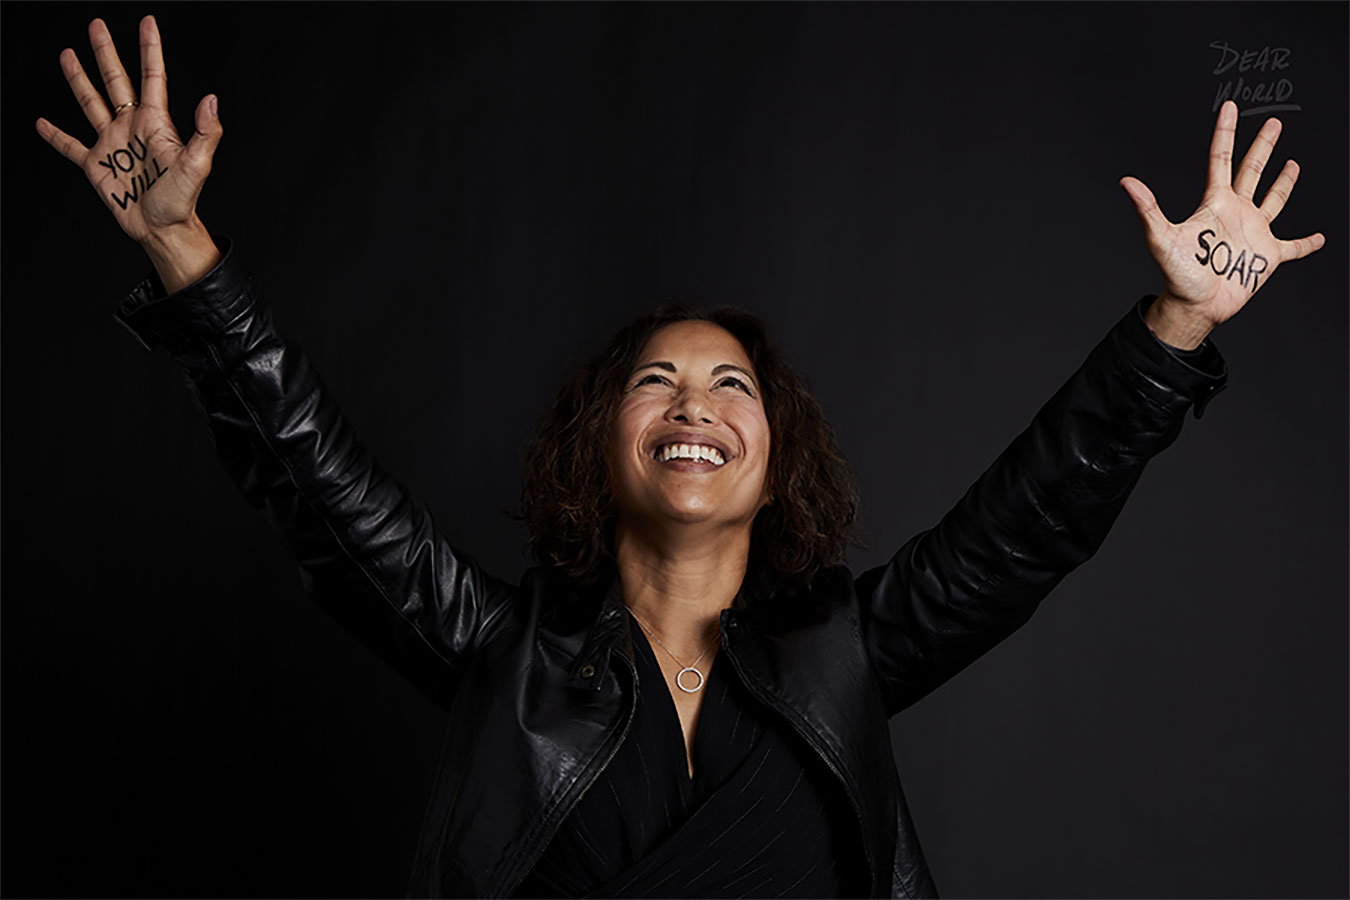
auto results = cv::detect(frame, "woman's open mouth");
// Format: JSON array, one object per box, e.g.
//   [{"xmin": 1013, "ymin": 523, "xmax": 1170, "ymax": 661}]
[{"xmin": 654, "ymin": 443, "xmax": 726, "ymax": 466}]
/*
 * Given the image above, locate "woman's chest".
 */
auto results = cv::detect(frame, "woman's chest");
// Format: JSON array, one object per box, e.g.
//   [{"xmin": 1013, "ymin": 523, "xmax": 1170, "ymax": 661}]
[{"xmin": 650, "ymin": 649, "xmax": 717, "ymax": 780}]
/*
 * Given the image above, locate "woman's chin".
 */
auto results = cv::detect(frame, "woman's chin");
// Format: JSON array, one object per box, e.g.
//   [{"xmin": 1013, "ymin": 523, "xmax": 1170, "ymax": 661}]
[
  {"xmin": 658, "ymin": 504, "xmax": 717, "ymax": 526},
  {"xmin": 613, "ymin": 481, "xmax": 762, "ymax": 532},
  {"xmin": 650, "ymin": 493, "xmax": 758, "ymax": 528}
]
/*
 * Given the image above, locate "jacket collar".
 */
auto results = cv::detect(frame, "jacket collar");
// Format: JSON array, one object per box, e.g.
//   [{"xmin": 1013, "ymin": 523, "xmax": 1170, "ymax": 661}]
[
  {"xmin": 562, "ymin": 560, "xmax": 793, "ymax": 691},
  {"xmin": 565, "ymin": 570, "xmax": 632, "ymax": 690}
]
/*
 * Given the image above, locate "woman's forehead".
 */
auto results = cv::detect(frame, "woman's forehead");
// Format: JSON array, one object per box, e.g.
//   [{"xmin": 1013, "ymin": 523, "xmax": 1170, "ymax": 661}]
[{"xmin": 639, "ymin": 320, "xmax": 752, "ymax": 368}]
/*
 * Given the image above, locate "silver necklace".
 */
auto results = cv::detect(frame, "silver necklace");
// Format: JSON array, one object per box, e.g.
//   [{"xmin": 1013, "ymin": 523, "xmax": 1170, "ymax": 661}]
[{"xmin": 624, "ymin": 605, "xmax": 720, "ymax": 693}]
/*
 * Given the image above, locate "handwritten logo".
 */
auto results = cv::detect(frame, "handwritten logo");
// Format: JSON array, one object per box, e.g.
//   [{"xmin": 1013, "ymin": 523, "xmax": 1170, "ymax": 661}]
[{"xmin": 1211, "ymin": 41, "xmax": 1300, "ymax": 117}]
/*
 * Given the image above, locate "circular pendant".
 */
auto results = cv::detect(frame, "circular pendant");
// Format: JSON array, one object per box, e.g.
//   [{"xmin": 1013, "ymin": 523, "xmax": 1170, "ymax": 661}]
[{"xmin": 675, "ymin": 667, "xmax": 705, "ymax": 693}]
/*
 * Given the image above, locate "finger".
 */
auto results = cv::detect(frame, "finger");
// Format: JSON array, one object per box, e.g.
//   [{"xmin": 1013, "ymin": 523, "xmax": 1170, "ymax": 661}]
[
  {"xmin": 1259, "ymin": 158, "xmax": 1300, "ymax": 223},
  {"xmin": 138, "ymin": 15, "xmax": 167, "ymax": 110},
  {"xmin": 1119, "ymin": 176, "xmax": 1171, "ymax": 238},
  {"xmin": 88, "ymin": 18, "xmax": 137, "ymax": 111},
  {"xmin": 180, "ymin": 94, "xmax": 223, "ymax": 180},
  {"xmin": 1232, "ymin": 116, "xmax": 1282, "ymax": 200},
  {"xmin": 35, "ymin": 117, "xmax": 91, "ymax": 167},
  {"xmin": 1207, "ymin": 100, "xmax": 1237, "ymax": 191},
  {"xmin": 60, "ymin": 47, "xmax": 112, "ymax": 131},
  {"xmin": 1278, "ymin": 232, "xmax": 1326, "ymax": 263}
]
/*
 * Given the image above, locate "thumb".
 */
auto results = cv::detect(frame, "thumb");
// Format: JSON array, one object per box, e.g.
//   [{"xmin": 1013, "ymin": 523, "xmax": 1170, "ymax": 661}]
[
  {"xmin": 181, "ymin": 94, "xmax": 223, "ymax": 180},
  {"xmin": 1119, "ymin": 175, "xmax": 1169, "ymax": 237}
]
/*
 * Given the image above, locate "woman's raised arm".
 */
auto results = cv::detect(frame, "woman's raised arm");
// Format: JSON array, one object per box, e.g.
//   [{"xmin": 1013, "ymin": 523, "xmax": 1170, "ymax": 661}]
[
  {"xmin": 37, "ymin": 16, "xmax": 517, "ymax": 709},
  {"xmin": 856, "ymin": 101, "xmax": 1325, "ymax": 717}
]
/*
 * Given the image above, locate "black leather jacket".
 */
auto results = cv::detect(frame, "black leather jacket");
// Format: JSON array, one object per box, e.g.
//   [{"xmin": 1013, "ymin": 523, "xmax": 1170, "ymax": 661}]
[{"xmin": 113, "ymin": 238, "xmax": 1228, "ymax": 899}]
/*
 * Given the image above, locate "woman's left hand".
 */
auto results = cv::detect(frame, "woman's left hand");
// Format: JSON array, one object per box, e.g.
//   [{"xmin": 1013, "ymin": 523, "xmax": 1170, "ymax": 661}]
[{"xmin": 1120, "ymin": 99, "xmax": 1325, "ymax": 349}]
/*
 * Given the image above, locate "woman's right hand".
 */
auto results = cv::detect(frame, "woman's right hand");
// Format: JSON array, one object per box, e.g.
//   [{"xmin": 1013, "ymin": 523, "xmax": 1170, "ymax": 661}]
[{"xmin": 36, "ymin": 15, "xmax": 224, "ymax": 292}]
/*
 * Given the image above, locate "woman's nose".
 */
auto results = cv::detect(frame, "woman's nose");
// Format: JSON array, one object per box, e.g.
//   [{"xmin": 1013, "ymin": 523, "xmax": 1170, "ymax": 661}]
[{"xmin": 666, "ymin": 389, "xmax": 716, "ymax": 425}]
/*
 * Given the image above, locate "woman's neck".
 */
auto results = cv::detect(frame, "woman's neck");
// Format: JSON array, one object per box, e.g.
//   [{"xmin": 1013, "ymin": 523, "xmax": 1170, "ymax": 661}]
[{"xmin": 612, "ymin": 522, "xmax": 750, "ymax": 654}]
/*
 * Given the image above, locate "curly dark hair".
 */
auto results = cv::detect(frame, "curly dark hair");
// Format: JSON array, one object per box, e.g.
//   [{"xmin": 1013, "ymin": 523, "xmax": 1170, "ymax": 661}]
[{"xmin": 520, "ymin": 305, "xmax": 859, "ymax": 593}]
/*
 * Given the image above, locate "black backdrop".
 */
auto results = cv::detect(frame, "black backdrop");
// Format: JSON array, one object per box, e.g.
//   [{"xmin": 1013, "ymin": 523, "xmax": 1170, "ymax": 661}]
[{"xmin": 3, "ymin": 2, "xmax": 1346, "ymax": 897}]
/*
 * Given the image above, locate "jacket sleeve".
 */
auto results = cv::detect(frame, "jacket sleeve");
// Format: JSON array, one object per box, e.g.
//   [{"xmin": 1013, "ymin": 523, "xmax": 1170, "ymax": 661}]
[
  {"xmin": 854, "ymin": 295, "xmax": 1228, "ymax": 717},
  {"xmin": 112, "ymin": 237, "xmax": 518, "ymax": 710}
]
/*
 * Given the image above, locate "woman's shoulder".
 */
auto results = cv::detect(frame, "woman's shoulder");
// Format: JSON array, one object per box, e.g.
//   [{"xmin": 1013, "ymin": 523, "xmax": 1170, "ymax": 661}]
[{"xmin": 738, "ymin": 562, "xmax": 858, "ymax": 631}]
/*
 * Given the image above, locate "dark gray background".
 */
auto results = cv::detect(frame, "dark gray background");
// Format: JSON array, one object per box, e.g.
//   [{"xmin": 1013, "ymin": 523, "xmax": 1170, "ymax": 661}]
[{"xmin": 3, "ymin": 2, "xmax": 1346, "ymax": 897}]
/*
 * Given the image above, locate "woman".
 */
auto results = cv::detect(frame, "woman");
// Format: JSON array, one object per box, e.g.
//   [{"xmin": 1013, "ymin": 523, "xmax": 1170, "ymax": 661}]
[{"xmin": 36, "ymin": 15, "xmax": 1325, "ymax": 900}]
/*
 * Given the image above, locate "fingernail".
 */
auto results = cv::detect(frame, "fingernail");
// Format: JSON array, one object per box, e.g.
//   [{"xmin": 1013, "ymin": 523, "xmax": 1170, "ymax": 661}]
[{"xmin": 210, "ymin": 96, "xmax": 218, "ymax": 116}]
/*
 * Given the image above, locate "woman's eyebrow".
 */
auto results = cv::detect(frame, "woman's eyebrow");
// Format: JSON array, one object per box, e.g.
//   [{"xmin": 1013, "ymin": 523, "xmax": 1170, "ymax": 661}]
[
  {"xmin": 631, "ymin": 361, "xmax": 676, "ymax": 375},
  {"xmin": 712, "ymin": 364, "xmax": 757, "ymax": 385}
]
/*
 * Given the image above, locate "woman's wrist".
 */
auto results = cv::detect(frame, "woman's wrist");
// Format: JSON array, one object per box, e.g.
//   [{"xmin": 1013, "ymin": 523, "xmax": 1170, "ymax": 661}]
[
  {"xmin": 139, "ymin": 216, "xmax": 222, "ymax": 295},
  {"xmin": 1144, "ymin": 293, "xmax": 1214, "ymax": 351}
]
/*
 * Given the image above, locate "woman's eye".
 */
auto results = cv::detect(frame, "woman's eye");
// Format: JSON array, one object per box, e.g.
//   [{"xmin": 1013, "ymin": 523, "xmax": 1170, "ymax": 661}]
[
  {"xmin": 717, "ymin": 377, "xmax": 752, "ymax": 394},
  {"xmin": 635, "ymin": 374, "xmax": 668, "ymax": 387}
]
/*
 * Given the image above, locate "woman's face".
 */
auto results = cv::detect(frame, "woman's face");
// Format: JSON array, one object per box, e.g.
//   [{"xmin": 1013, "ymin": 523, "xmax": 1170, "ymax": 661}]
[{"xmin": 609, "ymin": 321, "xmax": 772, "ymax": 534}]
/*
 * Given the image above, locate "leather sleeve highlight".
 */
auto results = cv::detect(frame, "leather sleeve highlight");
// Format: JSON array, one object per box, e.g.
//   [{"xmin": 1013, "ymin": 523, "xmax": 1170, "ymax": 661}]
[
  {"xmin": 856, "ymin": 296, "xmax": 1229, "ymax": 716},
  {"xmin": 114, "ymin": 238, "xmax": 517, "ymax": 709}
]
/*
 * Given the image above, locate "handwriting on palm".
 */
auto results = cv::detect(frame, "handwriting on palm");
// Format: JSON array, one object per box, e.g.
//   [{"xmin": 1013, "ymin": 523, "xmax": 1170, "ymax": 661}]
[
  {"xmin": 1121, "ymin": 100, "xmax": 1325, "ymax": 329},
  {"xmin": 35, "ymin": 16, "xmax": 220, "ymax": 245}
]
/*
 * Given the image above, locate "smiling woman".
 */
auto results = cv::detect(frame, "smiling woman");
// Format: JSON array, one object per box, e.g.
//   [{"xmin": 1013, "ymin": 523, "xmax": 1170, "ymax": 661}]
[
  {"xmin": 35, "ymin": 11, "xmax": 1328, "ymax": 900},
  {"xmin": 516, "ymin": 310, "xmax": 865, "ymax": 878},
  {"xmin": 521, "ymin": 305, "xmax": 858, "ymax": 593}
]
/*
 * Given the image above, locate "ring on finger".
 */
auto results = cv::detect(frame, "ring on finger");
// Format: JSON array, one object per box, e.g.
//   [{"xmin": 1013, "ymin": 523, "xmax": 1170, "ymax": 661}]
[{"xmin": 112, "ymin": 100, "xmax": 139, "ymax": 115}]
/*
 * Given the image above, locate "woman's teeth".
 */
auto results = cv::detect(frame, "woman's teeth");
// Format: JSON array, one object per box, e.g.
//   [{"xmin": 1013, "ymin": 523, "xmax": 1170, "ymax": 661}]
[{"xmin": 657, "ymin": 444, "xmax": 726, "ymax": 466}]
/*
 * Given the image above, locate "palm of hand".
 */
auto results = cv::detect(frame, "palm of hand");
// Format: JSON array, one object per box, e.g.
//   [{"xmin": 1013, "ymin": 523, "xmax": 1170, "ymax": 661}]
[
  {"xmin": 1122, "ymin": 100, "xmax": 1325, "ymax": 329},
  {"xmin": 83, "ymin": 110, "xmax": 192, "ymax": 240}
]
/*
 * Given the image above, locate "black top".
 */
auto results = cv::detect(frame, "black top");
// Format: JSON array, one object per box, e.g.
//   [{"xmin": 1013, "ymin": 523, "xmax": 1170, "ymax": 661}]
[{"xmin": 512, "ymin": 612, "xmax": 868, "ymax": 899}]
